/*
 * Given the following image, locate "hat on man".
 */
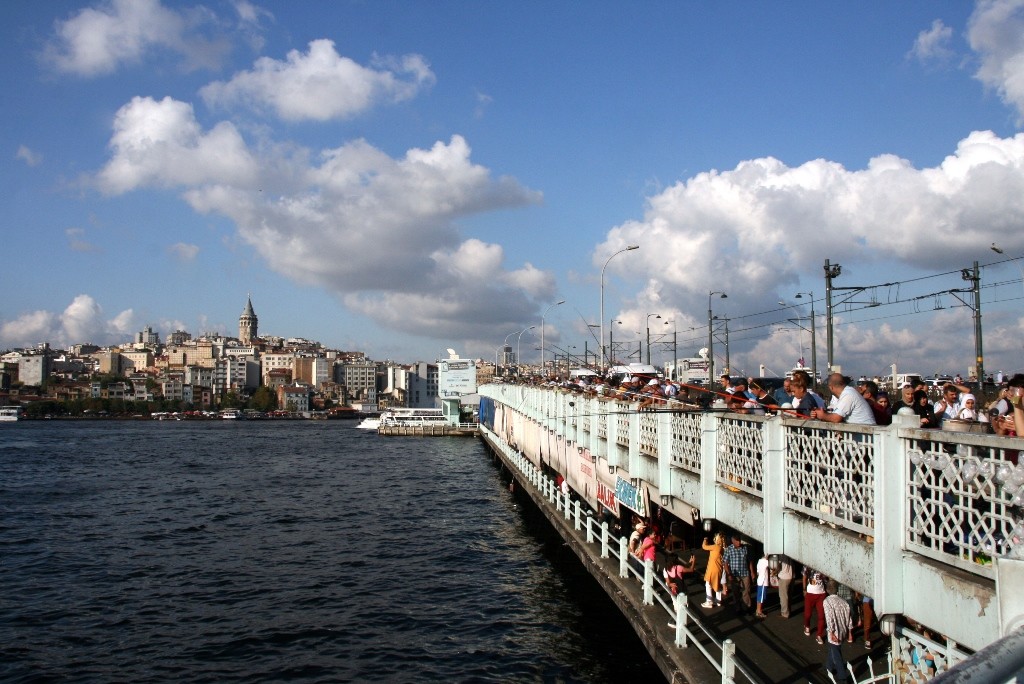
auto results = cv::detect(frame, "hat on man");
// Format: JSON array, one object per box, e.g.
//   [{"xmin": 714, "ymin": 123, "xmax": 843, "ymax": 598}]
[{"xmin": 900, "ymin": 382, "xmax": 913, "ymax": 389}]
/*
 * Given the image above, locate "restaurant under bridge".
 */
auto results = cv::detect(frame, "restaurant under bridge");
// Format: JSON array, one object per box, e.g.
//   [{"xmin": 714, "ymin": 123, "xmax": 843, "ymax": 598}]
[{"xmin": 477, "ymin": 384, "xmax": 1024, "ymax": 683}]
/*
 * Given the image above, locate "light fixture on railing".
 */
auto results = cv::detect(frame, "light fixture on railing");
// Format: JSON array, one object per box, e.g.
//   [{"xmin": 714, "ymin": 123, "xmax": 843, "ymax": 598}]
[
  {"xmin": 660, "ymin": 494, "xmax": 671, "ymax": 507},
  {"xmin": 879, "ymin": 614, "xmax": 897, "ymax": 637},
  {"xmin": 702, "ymin": 518, "xmax": 714, "ymax": 533},
  {"xmin": 577, "ymin": 446, "xmax": 584, "ymax": 454},
  {"xmin": 768, "ymin": 554, "xmax": 781, "ymax": 573},
  {"xmin": 630, "ymin": 477, "xmax": 639, "ymax": 486},
  {"xmin": 608, "ymin": 464, "xmax": 616, "ymax": 474}
]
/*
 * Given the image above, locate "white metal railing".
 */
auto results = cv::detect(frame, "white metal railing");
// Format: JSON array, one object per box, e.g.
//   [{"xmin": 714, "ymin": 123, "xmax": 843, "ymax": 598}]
[
  {"xmin": 480, "ymin": 384, "xmax": 1024, "ymax": 583},
  {"xmin": 892, "ymin": 622, "xmax": 971, "ymax": 681},
  {"xmin": 717, "ymin": 415, "xmax": 767, "ymax": 496},
  {"xmin": 670, "ymin": 411, "xmax": 704, "ymax": 473},
  {"xmin": 489, "ymin": 429, "xmax": 750, "ymax": 684},
  {"xmin": 900, "ymin": 427, "xmax": 1024, "ymax": 579},
  {"xmin": 783, "ymin": 420, "xmax": 877, "ymax": 534}
]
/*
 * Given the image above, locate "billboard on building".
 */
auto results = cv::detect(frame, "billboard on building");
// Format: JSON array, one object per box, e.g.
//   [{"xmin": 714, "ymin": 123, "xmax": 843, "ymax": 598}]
[{"xmin": 439, "ymin": 358, "xmax": 477, "ymax": 398}]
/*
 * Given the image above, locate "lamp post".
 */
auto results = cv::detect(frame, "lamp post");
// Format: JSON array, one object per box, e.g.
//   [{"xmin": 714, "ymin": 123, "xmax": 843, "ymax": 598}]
[
  {"xmin": 794, "ymin": 292, "xmax": 817, "ymax": 383},
  {"xmin": 516, "ymin": 325, "xmax": 535, "ymax": 374},
  {"xmin": 708, "ymin": 291, "xmax": 727, "ymax": 386},
  {"xmin": 645, "ymin": 313, "xmax": 661, "ymax": 364},
  {"xmin": 608, "ymin": 319, "xmax": 621, "ymax": 366},
  {"xmin": 540, "ymin": 300, "xmax": 565, "ymax": 374},
  {"xmin": 600, "ymin": 245, "xmax": 639, "ymax": 371},
  {"xmin": 963, "ymin": 261, "xmax": 984, "ymax": 384},
  {"xmin": 824, "ymin": 260, "xmax": 841, "ymax": 374}
]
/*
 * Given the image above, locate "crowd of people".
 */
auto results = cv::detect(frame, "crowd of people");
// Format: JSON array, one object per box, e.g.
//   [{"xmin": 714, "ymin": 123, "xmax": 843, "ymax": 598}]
[
  {"xmin": 507, "ymin": 364, "xmax": 1024, "ymax": 439},
  {"xmin": 624, "ymin": 512, "xmax": 874, "ymax": 683}
]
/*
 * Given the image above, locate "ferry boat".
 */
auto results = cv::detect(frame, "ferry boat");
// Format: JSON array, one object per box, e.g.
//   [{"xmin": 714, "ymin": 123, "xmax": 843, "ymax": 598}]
[
  {"xmin": 0, "ymin": 406, "xmax": 22, "ymax": 421},
  {"xmin": 218, "ymin": 408, "xmax": 244, "ymax": 420},
  {"xmin": 379, "ymin": 407, "xmax": 448, "ymax": 428},
  {"xmin": 356, "ymin": 415, "xmax": 381, "ymax": 430}
]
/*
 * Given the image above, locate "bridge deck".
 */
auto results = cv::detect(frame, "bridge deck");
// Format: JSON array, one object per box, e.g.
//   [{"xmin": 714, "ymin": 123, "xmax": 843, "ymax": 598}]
[{"xmin": 486, "ymin": 430, "xmax": 887, "ymax": 683}]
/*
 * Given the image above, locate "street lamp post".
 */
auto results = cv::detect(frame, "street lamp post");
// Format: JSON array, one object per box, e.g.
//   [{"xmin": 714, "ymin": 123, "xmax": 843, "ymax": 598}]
[
  {"xmin": 608, "ymin": 319, "xmax": 621, "ymax": 366},
  {"xmin": 540, "ymin": 300, "xmax": 565, "ymax": 375},
  {"xmin": 708, "ymin": 291, "xmax": 727, "ymax": 386},
  {"xmin": 795, "ymin": 292, "xmax": 817, "ymax": 383},
  {"xmin": 600, "ymin": 245, "xmax": 639, "ymax": 371},
  {"xmin": 516, "ymin": 325, "xmax": 536, "ymax": 374},
  {"xmin": 645, "ymin": 313, "xmax": 661, "ymax": 365}
]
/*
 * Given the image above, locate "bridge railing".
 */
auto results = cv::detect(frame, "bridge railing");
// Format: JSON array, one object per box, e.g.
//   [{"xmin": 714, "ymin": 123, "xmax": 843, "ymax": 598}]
[
  {"xmin": 496, "ymin": 433, "xmax": 752, "ymax": 684},
  {"xmin": 900, "ymin": 427, "xmax": 1024, "ymax": 580}
]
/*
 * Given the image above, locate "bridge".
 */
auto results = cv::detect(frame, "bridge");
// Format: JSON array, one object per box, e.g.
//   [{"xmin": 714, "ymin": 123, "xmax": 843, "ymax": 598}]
[{"xmin": 477, "ymin": 384, "xmax": 1024, "ymax": 682}]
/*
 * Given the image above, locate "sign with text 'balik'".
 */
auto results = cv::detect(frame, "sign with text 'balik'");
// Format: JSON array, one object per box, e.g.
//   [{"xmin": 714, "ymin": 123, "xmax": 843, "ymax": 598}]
[{"xmin": 615, "ymin": 476, "xmax": 647, "ymax": 517}]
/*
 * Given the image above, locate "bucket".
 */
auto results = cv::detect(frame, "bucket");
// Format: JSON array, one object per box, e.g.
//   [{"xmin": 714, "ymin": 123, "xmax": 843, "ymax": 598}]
[{"xmin": 942, "ymin": 419, "xmax": 992, "ymax": 434}]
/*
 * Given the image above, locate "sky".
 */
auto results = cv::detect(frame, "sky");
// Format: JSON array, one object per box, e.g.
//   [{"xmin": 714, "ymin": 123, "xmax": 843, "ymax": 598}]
[{"xmin": 3, "ymin": 0, "xmax": 1024, "ymax": 379}]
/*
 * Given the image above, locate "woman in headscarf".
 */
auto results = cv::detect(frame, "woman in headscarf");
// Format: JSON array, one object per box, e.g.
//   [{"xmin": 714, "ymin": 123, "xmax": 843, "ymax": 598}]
[
  {"xmin": 701, "ymin": 532, "xmax": 726, "ymax": 608},
  {"xmin": 957, "ymin": 394, "xmax": 978, "ymax": 421},
  {"xmin": 913, "ymin": 389, "xmax": 937, "ymax": 428}
]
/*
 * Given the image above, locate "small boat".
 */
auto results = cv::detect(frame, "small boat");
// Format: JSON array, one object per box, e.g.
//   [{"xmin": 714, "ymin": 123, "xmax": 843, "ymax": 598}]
[
  {"xmin": 219, "ymin": 409, "xmax": 244, "ymax": 420},
  {"xmin": 0, "ymin": 406, "xmax": 22, "ymax": 422}
]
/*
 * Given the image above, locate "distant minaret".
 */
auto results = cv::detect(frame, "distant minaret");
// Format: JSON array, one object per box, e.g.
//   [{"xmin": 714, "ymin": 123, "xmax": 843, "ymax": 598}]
[{"xmin": 239, "ymin": 295, "xmax": 258, "ymax": 344}]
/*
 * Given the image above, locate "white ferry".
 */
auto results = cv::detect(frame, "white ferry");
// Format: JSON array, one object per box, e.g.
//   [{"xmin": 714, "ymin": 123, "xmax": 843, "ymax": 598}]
[
  {"xmin": 356, "ymin": 415, "xmax": 381, "ymax": 430},
  {"xmin": 219, "ymin": 409, "xmax": 244, "ymax": 420},
  {"xmin": 0, "ymin": 406, "xmax": 22, "ymax": 422},
  {"xmin": 379, "ymin": 407, "xmax": 449, "ymax": 428}
]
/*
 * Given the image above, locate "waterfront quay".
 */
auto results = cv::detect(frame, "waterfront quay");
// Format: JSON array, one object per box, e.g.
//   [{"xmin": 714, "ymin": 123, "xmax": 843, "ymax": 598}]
[{"xmin": 478, "ymin": 383, "xmax": 1024, "ymax": 682}]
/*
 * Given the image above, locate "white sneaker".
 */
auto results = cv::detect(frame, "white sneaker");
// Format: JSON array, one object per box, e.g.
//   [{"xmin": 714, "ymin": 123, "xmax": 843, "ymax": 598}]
[
  {"xmin": 667, "ymin": 621, "xmax": 677, "ymax": 628},
  {"xmin": 700, "ymin": 601, "xmax": 715, "ymax": 608}
]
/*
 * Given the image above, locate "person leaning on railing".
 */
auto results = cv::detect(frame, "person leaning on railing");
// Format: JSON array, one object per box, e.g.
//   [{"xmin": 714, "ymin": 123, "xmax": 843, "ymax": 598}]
[{"xmin": 810, "ymin": 374, "xmax": 876, "ymax": 425}]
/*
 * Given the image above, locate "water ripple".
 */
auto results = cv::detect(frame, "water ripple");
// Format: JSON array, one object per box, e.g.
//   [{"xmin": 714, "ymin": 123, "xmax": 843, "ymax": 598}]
[{"xmin": 0, "ymin": 421, "xmax": 660, "ymax": 682}]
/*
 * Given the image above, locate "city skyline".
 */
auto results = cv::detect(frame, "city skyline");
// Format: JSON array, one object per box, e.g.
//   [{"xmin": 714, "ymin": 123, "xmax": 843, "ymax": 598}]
[{"xmin": 3, "ymin": 2, "xmax": 1024, "ymax": 377}]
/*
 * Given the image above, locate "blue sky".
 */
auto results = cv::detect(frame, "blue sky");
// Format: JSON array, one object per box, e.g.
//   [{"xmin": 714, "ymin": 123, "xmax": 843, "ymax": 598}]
[{"xmin": 3, "ymin": 0, "xmax": 1024, "ymax": 378}]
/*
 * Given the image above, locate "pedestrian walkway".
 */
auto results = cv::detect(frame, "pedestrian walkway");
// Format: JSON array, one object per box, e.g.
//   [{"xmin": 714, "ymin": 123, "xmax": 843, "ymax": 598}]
[
  {"xmin": 490, "ymin": 437, "xmax": 889, "ymax": 683},
  {"xmin": 659, "ymin": 545, "xmax": 885, "ymax": 683}
]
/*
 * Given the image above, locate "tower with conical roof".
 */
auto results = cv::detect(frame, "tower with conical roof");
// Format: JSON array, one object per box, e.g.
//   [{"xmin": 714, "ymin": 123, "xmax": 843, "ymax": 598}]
[{"xmin": 239, "ymin": 295, "xmax": 258, "ymax": 345}]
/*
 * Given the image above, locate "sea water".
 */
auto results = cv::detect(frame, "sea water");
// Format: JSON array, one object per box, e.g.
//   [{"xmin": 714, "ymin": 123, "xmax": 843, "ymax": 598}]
[{"xmin": 0, "ymin": 420, "xmax": 660, "ymax": 682}]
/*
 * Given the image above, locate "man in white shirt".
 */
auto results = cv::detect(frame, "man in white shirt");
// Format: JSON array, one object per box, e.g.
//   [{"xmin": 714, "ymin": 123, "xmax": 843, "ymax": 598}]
[{"xmin": 812, "ymin": 374, "xmax": 877, "ymax": 425}]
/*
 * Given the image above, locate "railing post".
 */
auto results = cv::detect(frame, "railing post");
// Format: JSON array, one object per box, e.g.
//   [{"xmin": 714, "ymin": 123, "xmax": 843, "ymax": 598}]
[
  {"xmin": 619, "ymin": 537, "xmax": 629, "ymax": 578},
  {"xmin": 643, "ymin": 559, "xmax": 654, "ymax": 605},
  {"xmin": 700, "ymin": 411, "xmax": 720, "ymax": 521},
  {"xmin": 573, "ymin": 499, "xmax": 581, "ymax": 530},
  {"xmin": 586, "ymin": 512, "xmax": 595, "ymax": 544},
  {"xmin": 673, "ymin": 593, "xmax": 689, "ymax": 647},
  {"xmin": 601, "ymin": 521, "xmax": 610, "ymax": 558},
  {"xmin": 875, "ymin": 413, "xmax": 912, "ymax": 618},
  {"xmin": 721, "ymin": 638, "xmax": 736, "ymax": 684},
  {"xmin": 763, "ymin": 414, "xmax": 786, "ymax": 556}
]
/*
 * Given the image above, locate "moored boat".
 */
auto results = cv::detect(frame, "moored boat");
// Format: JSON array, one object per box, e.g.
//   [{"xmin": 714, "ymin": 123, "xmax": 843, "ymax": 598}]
[{"xmin": 0, "ymin": 406, "xmax": 22, "ymax": 422}]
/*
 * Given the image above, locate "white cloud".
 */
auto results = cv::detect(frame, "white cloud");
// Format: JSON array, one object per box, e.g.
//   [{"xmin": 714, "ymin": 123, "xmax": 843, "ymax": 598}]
[
  {"xmin": 66, "ymin": 227, "xmax": 99, "ymax": 252},
  {"xmin": 969, "ymin": 0, "xmax": 1024, "ymax": 120},
  {"xmin": 0, "ymin": 295, "xmax": 135, "ymax": 348},
  {"xmin": 93, "ymin": 95, "xmax": 548, "ymax": 344},
  {"xmin": 16, "ymin": 145, "xmax": 42, "ymax": 167},
  {"xmin": 96, "ymin": 96, "xmax": 258, "ymax": 194},
  {"xmin": 44, "ymin": 0, "xmax": 228, "ymax": 76},
  {"xmin": 168, "ymin": 242, "xmax": 200, "ymax": 262},
  {"xmin": 597, "ymin": 130, "xmax": 1024, "ymax": 375},
  {"xmin": 200, "ymin": 39, "xmax": 436, "ymax": 121},
  {"xmin": 909, "ymin": 19, "xmax": 955, "ymax": 64}
]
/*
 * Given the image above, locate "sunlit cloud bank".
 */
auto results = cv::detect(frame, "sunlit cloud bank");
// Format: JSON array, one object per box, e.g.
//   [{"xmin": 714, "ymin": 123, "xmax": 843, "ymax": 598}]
[{"xmin": 601, "ymin": 130, "xmax": 1024, "ymax": 375}]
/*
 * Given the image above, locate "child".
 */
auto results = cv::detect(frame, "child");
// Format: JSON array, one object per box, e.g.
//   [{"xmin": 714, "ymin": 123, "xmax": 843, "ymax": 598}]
[{"xmin": 664, "ymin": 554, "xmax": 697, "ymax": 596}]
